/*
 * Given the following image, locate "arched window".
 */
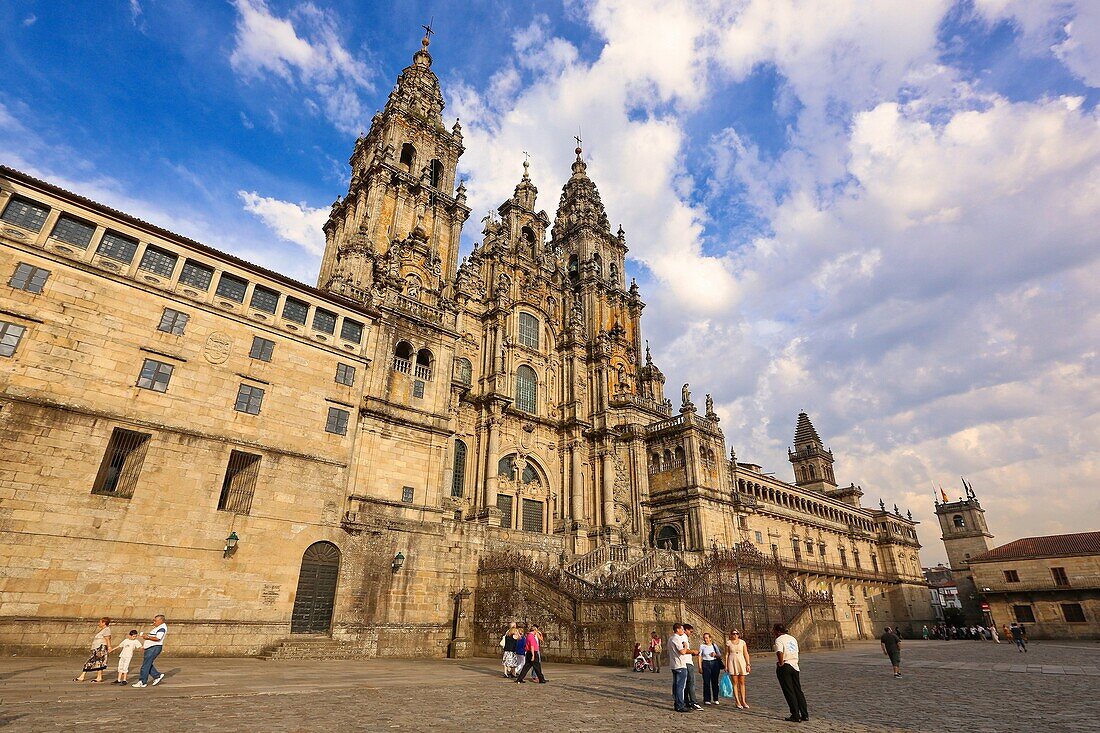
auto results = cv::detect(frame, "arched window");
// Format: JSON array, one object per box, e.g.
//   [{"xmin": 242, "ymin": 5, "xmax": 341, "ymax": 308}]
[
  {"xmin": 415, "ymin": 348, "xmax": 433, "ymax": 380},
  {"xmin": 497, "ymin": 455, "xmax": 540, "ymax": 485},
  {"xmin": 656, "ymin": 525, "xmax": 681, "ymax": 551},
  {"xmin": 429, "ymin": 159, "xmax": 444, "ymax": 188},
  {"xmin": 394, "ymin": 341, "xmax": 413, "ymax": 373},
  {"xmin": 518, "ymin": 312, "xmax": 539, "ymax": 349},
  {"xmin": 651, "ymin": 452, "xmax": 661, "ymax": 470},
  {"xmin": 399, "ymin": 143, "xmax": 416, "ymax": 171},
  {"xmin": 521, "ymin": 226, "xmax": 537, "ymax": 257},
  {"xmin": 453, "ymin": 357, "xmax": 472, "ymax": 387},
  {"xmin": 808, "ymin": 464, "xmax": 816, "ymax": 479},
  {"xmin": 663, "ymin": 449, "xmax": 672, "ymax": 467},
  {"xmin": 568, "ymin": 255, "xmax": 579, "ymax": 284},
  {"xmin": 592, "ymin": 252, "xmax": 602, "ymax": 277},
  {"xmin": 674, "ymin": 445, "xmax": 685, "ymax": 466},
  {"xmin": 451, "ymin": 440, "xmax": 467, "ymax": 497},
  {"xmin": 515, "ymin": 365, "xmax": 537, "ymax": 414},
  {"xmin": 952, "ymin": 515, "xmax": 965, "ymax": 528}
]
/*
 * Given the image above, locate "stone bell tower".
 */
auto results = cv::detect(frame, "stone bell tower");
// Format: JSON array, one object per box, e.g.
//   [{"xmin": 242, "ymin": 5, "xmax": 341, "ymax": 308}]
[
  {"xmin": 788, "ymin": 411, "xmax": 837, "ymax": 491},
  {"xmin": 935, "ymin": 481, "xmax": 994, "ymax": 623},
  {"xmin": 318, "ymin": 28, "xmax": 470, "ymax": 303}
]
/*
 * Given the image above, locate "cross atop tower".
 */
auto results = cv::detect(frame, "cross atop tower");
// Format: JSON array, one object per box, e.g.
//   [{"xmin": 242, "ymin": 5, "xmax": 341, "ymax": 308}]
[{"xmin": 422, "ymin": 18, "xmax": 435, "ymax": 42}]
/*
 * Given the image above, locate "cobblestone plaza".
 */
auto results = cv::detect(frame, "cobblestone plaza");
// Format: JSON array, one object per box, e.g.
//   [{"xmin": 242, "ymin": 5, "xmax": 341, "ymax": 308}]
[{"xmin": 2, "ymin": 641, "xmax": 1098, "ymax": 732}]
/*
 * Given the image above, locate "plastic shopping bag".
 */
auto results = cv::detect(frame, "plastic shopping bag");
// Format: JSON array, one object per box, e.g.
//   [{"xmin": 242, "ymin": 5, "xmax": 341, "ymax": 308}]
[{"xmin": 719, "ymin": 671, "xmax": 734, "ymax": 698}]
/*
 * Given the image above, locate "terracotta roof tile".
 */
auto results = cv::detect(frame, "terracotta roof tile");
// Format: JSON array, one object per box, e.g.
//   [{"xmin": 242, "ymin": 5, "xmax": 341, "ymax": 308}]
[{"xmin": 969, "ymin": 531, "xmax": 1100, "ymax": 562}]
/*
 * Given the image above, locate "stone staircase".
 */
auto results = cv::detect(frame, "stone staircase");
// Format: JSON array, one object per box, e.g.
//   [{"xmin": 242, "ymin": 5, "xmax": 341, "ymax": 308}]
[{"xmin": 260, "ymin": 636, "xmax": 366, "ymax": 661}]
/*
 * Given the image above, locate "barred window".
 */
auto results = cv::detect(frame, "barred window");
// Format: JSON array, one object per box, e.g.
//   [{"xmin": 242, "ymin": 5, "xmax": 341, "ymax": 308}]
[
  {"xmin": 313, "ymin": 308, "xmax": 337, "ymax": 334},
  {"xmin": 340, "ymin": 318, "xmax": 363, "ymax": 343},
  {"xmin": 249, "ymin": 336, "xmax": 275, "ymax": 362},
  {"xmin": 412, "ymin": 379, "xmax": 425, "ymax": 399},
  {"xmin": 335, "ymin": 363, "xmax": 355, "ymax": 386},
  {"xmin": 282, "ymin": 297, "xmax": 309, "ymax": 324},
  {"xmin": 0, "ymin": 320, "xmax": 27, "ymax": 357},
  {"xmin": 91, "ymin": 428, "xmax": 151, "ymax": 498},
  {"xmin": 325, "ymin": 406, "xmax": 349, "ymax": 435},
  {"xmin": 497, "ymin": 494, "xmax": 514, "ymax": 529},
  {"xmin": 518, "ymin": 312, "xmax": 539, "ymax": 348},
  {"xmin": 451, "ymin": 440, "xmax": 467, "ymax": 497},
  {"xmin": 402, "ymin": 486, "xmax": 414, "ymax": 503},
  {"xmin": 138, "ymin": 245, "xmax": 178, "ymax": 277},
  {"xmin": 9, "ymin": 262, "xmax": 50, "ymax": 293},
  {"xmin": 454, "ymin": 357, "xmax": 472, "ymax": 386},
  {"xmin": 1, "ymin": 196, "xmax": 49, "ymax": 232},
  {"xmin": 515, "ymin": 365, "xmax": 537, "ymax": 414},
  {"xmin": 215, "ymin": 273, "xmax": 248, "ymax": 302},
  {"xmin": 234, "ymin": 383, "xmax": 264, "ymax": 414},
  {"xmin": 50, "ymin": 215, "xmax": 95, "ymax": 248},
  {"xmin": 250, "ymin": 285, "xmax": 280, "ymax": 314},
  {"xmin": 157, "ymin": 308, "xmax": 189, "ymax": 335},
  {"xmin": 179, "ymin": 259, "xmax": 214, "ymax": 290},
  {"xmin": 96, "ymin": 231, "xmax": 139, "ymax": 264},
  {"xmin": 217, "ymin": 450, "xmax": 261, "ymax": 514},
  {"xmin": 522, "ymin": 499, "xmax": 544, "ymax": 533},
  {"xmin": 136, "ymin": 359, "xmax": 174, "ymax": 392}
]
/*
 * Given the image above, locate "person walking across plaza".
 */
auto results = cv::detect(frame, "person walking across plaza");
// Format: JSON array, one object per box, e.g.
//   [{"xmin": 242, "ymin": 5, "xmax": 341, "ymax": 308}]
[
  {"xmin": 724, "ymin": 628, "xmax": 751, "ymax": 709},
  {"xmin": 667, "ymin": 623, "xmax": 690, "ymax": 713},
  {"xmin": 698, "ymin": 632, "xmax": 723, "ymax": 705},
  {"xmin": 501, "ymin": 622, "xmax": 521, "ymax": 677},
  {"xmin": 990, "ymin": 624, "xmax": 1000, "ymax": 643},
  {"xmin": 132, "ymin": 614, "xmax": 167, "ymax": 688},
  {"xmin": 516, "ymin": 624, "xmax": 546, "ymax": 683},
  {"xmin": 648, "ymin": 631, "xmax": 662, "ymax": 673},
  {"xmin": 773, "ymin": 623, "xmax": 808, "ymax": 723},
  {"xmin": 75, "ymin": 617, "xmax": 112, "ymax": 683},
  {"xmin": 1010, "ymin": 622, "xmax": 1027, "ymax": 652},
  {"xmin": 113, "ymin": 629, "xmax": 143, "ymax": 684},
  {"xmin": 682, "ymin": 624, "xmax": 702, "ymax": 710},
  {"xmin": 881, "ymin": 626, "xmax": 902, "ymax": 678}
]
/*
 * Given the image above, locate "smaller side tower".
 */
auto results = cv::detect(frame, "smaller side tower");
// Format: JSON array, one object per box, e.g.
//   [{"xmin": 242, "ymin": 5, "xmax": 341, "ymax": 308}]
[
  {"xmin": 935, "ymin": 481, "xmax": 994, "ymax": 623},
  {"xmin": 788, "ymin": 411, "xmax": 837, "ymax": 491}
]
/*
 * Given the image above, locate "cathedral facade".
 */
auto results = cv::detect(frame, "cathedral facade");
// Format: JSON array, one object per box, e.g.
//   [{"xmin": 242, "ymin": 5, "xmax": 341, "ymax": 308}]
[{"xmin": 0, "ymin": 34, "xmax": 931, "ymax": 657}]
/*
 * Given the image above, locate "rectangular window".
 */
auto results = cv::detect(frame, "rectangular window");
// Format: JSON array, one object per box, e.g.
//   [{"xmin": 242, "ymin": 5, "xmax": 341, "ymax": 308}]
[
  {"xmin": 335, "ymin": 363, "xmax": 356, "ymax": 386},
  {"xmin": 313, "ymin": 308, "xmax": 337, "ymax": 334},
  {"xmin": 136, "ymin": 358, "xmax": 174, "ymax": 392},
  {"xmin": 1051, "ymin": 567, "xmax": 1069, "ymax": 586},
  {"xmin": 234, "ymin": 383, "xmax": 264, "ymax": 414},
  {"xmin": 282, "ymin": 297, "xmax": 309, "ymax": 324},
  {"xmin": 325, "ymin": 406, "xmax": 349, "ymax": 435},
  {"xmin": 138, "ymin": 245, "xmax": 178, "ymax": 278},
  {"xmin": 1061, "ymin": 603, "xmax": 1086, "ymax": 623},
  {"xmin": 871, "ymin": 555, "xmax": 879, "ymax": 572},
  {"xmin": 179, "ymin": 259, "xmax": 214, "ymax": 290},
  {"xmin": 1004, "ymin": 570, "xmax": 1020, "ymax": 583},
  {"xmin": 518, "ymin": 312, "xmax": 539, "ymax": 348},
  {"xmin": 217, "ymin": 450, "xmax": 261, "ymax": 514},
  {"xmin": 0, "ymin": 320, "xmax": 27, "ymax": 357},
  {"xmin": 754, "ymin": 530, "xmax": 763, "ymax": 543},
  {"xmin": 792, "ymin": 539, "xmax": 801, "ymax": 561},
  {"xmin": 96, "ymin": 231, "xmax": 139, "ymax": 264},
  {"xmin": 805, "ymin": 539, "xmax": 814, "ymax": 555},
  {"xmin": 157, "ymin": 308, "xmax": 189, "ymax": 335},
  {"xmin": 1, "ymin": 196, "xmax": 49, "ymax": 232},
  {"xmin": 340, "ymin": 318, "xmax": 363, "ymax": 343},
  {"xmin": 1013, "ymin": 605, "xmax": 1036, "ymax": 623},
  {"xmin": 8, "ymin": 262, "xmax": 50, "ymax": 293},
  {"xmin": 839, "ymin": 548, "xmax": 848, "ymax": 567},
  {"xmin": 50, "ymin": 215, "xmax": 95, "ymax": 248},
  {"xmin": 402, "ymin": 486, "xmax": 414, "ymax": 503},
  {"xmin": 215, "ymin": 273, "xmax": 248, "ymax": 302},
  {"xmin": 91, "ymin": 428, "xmax": 151, "ymax": 498},
  {"xmin": 522, "ymin": 499, "xmax": 544, "ymax": 533},
  {"xmin": 854, "ymin": 551, "xmax": 862, "ymax": 569},
  {"xmin": 412, "ymin": 379, "xmax": 425, "ymax": 399},
  {"xmin": 249, "ymin": 336, "xmax": 275, "ymax": 362},
  {"xmin": 497, "ymin": 494, "xmax": 514, "ymax": 529},
  {"xmin": 250, "ymin": 285, "xmax": 280, "ymax": 314}
]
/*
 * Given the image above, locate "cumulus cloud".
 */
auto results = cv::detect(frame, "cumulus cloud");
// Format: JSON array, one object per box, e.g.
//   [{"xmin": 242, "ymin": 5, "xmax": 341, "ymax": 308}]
[
  {"xmin": 228, "ymin": 0, "xmax": 373, "ymax": 134},
  {"xmin": 238, "ymin": 190, "xmax": 327, "ymax": 256}
]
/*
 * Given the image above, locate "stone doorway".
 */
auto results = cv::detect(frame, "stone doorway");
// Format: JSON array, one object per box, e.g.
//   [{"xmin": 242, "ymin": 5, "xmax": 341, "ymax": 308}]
[{"xmin": 291, "ymin": 541, "xmax": 340, "ymax": 634}]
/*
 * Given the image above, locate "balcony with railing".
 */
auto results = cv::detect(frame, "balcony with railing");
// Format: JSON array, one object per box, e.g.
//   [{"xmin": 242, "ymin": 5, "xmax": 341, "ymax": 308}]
[
  {"xmin": 414, "ymin": 363, "xmax": 433, "ymax": 380},
  {"xmin": 393, "ymin": 356, "xmax": 411, "ymax": 374}
]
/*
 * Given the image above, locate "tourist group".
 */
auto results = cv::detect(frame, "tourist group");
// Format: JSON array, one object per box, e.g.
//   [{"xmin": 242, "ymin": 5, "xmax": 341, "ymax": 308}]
[{"xmin": 73, "ymin": 615, "xmax": 168, "ymax": 688}]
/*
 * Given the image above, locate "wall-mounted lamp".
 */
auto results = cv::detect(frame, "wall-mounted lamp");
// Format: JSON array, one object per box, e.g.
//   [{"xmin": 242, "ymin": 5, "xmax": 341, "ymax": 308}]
[
  {"xmin": 223, "ymin": 531, "xmax": 239, "ymax": 559},
  {"xmin": 392, "ymin": 551, "xmax": 406, "ymax": 574}
]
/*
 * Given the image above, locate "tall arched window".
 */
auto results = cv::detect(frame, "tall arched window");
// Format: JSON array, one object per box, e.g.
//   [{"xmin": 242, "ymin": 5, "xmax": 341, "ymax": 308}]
[
  {"xmin": 451, "ymin": 440, "xmax": 467, "ymax": 497},
  {"xmin": 656, "ymin": 525, "xmax": 681, "ymax": 550},
  {"xmin": 394, "ymin": 341, "xmax": 413, "ymax": 373},
  {"xmin": 415, "ymin": 348, "xmax": 433, "ymax": 380},
  {"xmin": 518, "ymin": 312, "xmax": 539, "ymax": 349},
  {"xmin": 808, "ymin": 464, "xmax": 816, "ymax": 479},
  {"xmin": 429, "ymin": 159, "xmax": 444, "ymax": 188},
  {"xmin": 515, "ymin": 365, "xmax": 537, "ymax": 414},
  {"xmin": 400, "ymin": 143, "xmax": 416, "ymax": 171}
]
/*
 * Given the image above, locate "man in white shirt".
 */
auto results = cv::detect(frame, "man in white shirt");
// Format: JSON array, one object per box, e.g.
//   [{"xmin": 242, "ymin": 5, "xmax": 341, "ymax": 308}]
[
  {"xmin": 773, "ymin": 623, "xmax": 808, "ymax": 722},
  {"xmin": 667, "ymin": 624, "xmax": 690, "ymax": 713},
  {"xmin": 133, "ymin": 614, "xmax": 168, "ymax": 688},
  {"xmin": 682, "ymin": 624, "xmax": 702, "ymax": 710}
]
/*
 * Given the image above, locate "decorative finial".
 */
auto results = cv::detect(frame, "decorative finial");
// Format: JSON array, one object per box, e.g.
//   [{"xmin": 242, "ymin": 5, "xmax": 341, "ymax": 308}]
[
  {"xmin": 522, "ymin": 151, "xmax": 530, "ymax": 180},
  {"xmin": 574, "ymin": 133, "xmax": 582, "ymax": 158},
  {"xmin": 645, "ymin": 340, "xmax": 652, "ymax": 365},
  {"xmin": 421, "ymin": 18, "xmax": 434, "ymax": 47}
]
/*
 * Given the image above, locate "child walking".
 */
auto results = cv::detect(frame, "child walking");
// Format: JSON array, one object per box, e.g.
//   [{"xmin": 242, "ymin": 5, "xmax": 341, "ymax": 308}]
[{"xmin": 114, "ymin": 630, "xmax": 143, "ymax": 685}]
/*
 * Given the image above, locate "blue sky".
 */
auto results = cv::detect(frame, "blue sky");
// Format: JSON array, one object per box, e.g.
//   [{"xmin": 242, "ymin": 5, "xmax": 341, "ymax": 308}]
[{"xmin": 3, "ymin": 1, "xmax": 1099, "ymax": 559}]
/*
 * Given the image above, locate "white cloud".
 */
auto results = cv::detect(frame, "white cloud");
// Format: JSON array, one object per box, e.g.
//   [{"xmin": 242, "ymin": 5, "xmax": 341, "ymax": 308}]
[
  {"xmin": 22, "ymin": 14, "xmax": 36, "ymax": 27},
  {"xmin": 973, "ymin": 0, "xmax": 1100, "ymax": 87},
  {"xmin": 238, "ymin": 190, "xmax": 327, "ymax": 256},
  {"xmin": 228, "ymin": 0, "xmax": 373, "ymax": 133}
]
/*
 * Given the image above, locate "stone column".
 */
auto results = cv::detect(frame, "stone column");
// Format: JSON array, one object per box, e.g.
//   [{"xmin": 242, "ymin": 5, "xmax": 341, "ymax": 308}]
[
  {"xmin": 601, "ymin": 450, "xmax": 614, "ymax": 531},
  {"xmin": 483, "ymin": 416, "xmax": 500, "ymax": 510},
  {"xmin": 683, "ymin": 429, "xmax": 701, "ymax": 487},
  {"xmin": 570, "ymin": 441, "xmax": 584, "ymax": 523}
]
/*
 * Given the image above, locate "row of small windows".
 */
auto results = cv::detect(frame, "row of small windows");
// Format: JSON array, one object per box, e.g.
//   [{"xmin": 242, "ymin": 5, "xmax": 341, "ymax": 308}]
[
  {"xmin": 2, "ymin": 197, "xmax": 365, "ymax": 344},
  {"xmin": 738, "ymin": 478, "xmax": 876, "ymax": 531},
  {"xmin": 1012, "ymin": 603, "xmax": 1086, "ymax": 624}
]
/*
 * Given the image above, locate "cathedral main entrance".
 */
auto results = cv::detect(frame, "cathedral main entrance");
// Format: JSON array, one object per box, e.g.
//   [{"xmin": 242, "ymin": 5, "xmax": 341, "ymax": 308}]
[{"xmin": 290, "ymin": 542, "xmax": 340, "ymax": 634}]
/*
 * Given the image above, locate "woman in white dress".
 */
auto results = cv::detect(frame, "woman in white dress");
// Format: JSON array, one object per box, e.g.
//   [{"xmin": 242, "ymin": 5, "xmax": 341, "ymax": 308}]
[{"xmin": 724, "ymin": 628, "xmax": 752, "ymax": 709}]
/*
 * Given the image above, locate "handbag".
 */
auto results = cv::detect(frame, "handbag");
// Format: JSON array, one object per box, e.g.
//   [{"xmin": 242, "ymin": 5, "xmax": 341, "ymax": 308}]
[{"xmin": 719, "ymin": 671, "xmax": 734, "ymax": 698}]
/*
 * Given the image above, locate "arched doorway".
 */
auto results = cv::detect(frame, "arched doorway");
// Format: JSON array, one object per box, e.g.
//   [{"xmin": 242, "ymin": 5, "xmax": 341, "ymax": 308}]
[
  {"xmin": 291, "ymin": 541, "xmax": 340, "ymax": 634},
  {"xmin": 656, "ymin": 524, "xmax": 681, "ymax": 551}
]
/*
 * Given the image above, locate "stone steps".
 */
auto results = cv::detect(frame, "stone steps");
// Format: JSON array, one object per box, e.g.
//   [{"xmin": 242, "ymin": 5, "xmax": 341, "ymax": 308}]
[{"xmin": 260, "ymin": 637, "xmax": 367, "ymax": 661}]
